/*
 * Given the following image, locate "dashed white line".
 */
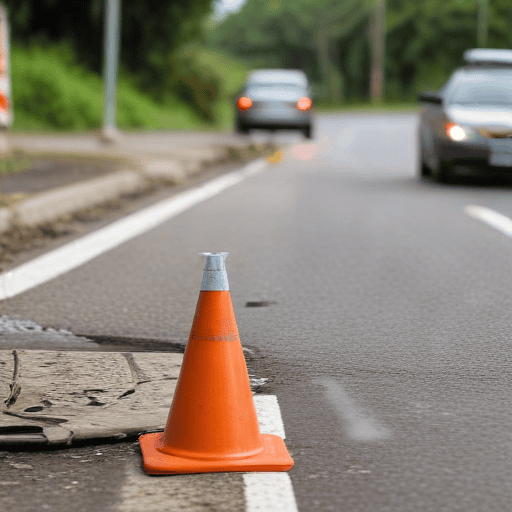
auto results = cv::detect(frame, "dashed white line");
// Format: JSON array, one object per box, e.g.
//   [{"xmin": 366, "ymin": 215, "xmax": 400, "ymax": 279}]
[
  {"xmin": 465, "ymin": 205, "xmax": 512, "ymax": 237},
  {"xmin": 0, "ymin": 158, "xmax": 268, "ymax": 300},
  {"xmin": 316, "ymin": 378, "xmax": 390, "ymax": 441}
]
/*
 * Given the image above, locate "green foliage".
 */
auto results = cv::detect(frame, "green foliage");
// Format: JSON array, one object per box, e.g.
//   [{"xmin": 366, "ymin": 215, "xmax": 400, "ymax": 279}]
[
  {"xmin": 3, "ymin": 0, "xmax": 217, "ymax": 118},
  {"xmin": 205, "ymin": 0, "xmax": 374, "ymax": 103},
  {"xmin": 194, "ymin": 48, "xmax": 252, "ymax": 128},
  {"xmin": 165, "ymin": 43, "xmax": 222, "ymax": 123},
  {"xmin": 0, "ymin": 150, "xmax": 32, "ymax": 178},
  {"xmin": 207, "ymin": 0, "xmax": 512, "ymax": 104},
  {"xmin": 9, "ymin": 44, "xmax": 213, "ymax": 132},
  {"xmin": 195, "ymin": 48, "xmax": 250, "ymax": 100},
  {"xmin": 12, "ymin": 43, "xmax": 103, "ymax": 130},
  {"xmin": 206, "ymin": 0, "xmax": 319, "ymax": 79}
]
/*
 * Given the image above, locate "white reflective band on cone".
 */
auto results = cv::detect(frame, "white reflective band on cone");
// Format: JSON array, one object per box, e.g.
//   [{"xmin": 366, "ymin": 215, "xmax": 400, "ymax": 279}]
[{"xmin": 200, "ymin": 252, "xmax": 229, "ymax": 291}]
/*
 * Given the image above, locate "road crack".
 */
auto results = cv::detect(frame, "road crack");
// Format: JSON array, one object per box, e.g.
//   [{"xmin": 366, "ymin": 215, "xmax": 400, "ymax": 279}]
[{"xmin": 4, "ymin": 350, "xmax": 20, "ymax": 408}]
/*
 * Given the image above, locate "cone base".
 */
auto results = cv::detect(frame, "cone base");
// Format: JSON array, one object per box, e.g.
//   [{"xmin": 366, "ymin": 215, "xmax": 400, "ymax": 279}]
[{"xmin": 139, "ymin": 432, "xmax": 294, "ymax": 475}]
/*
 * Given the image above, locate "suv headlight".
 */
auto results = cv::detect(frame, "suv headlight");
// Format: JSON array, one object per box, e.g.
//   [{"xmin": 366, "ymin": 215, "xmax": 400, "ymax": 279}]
[{"xmin": 445, "ymin": 122, "xmax": 475, "ymax": 141}]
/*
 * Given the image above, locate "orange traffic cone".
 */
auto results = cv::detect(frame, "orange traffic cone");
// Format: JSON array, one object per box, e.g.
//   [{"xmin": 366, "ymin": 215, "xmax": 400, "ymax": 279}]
[{"xmin": 139, "ymin": 252, "xmax": 294, "ymax": 474}]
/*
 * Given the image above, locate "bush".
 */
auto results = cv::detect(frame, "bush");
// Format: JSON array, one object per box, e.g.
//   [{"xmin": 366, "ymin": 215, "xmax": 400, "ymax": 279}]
[
  {"xmin": 166, "ymin": 44, "xmax": 222, "ymax": 123},
  {"xmin": 12, "ymin": 43, "xmax": 103, "ymax": 130},
  {"xmin": 9, "ymin": 42, "xmax": 207, "ymax": 131}
]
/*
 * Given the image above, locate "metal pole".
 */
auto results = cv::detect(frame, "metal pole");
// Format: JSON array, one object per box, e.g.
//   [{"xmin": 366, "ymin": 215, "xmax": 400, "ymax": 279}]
[
  {"xmin": 101, "ymin": 0, "xmax": 121, "ymax": 143},
  {"xmin": 477, "ymin": 0, "xmax": 488, "ymax": 48}
]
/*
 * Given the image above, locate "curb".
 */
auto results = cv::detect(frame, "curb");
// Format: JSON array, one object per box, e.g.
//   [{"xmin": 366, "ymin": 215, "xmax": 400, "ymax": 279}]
[{"xmin": 0, "ymin": 141, "xmax": 274, "ymax": 234}]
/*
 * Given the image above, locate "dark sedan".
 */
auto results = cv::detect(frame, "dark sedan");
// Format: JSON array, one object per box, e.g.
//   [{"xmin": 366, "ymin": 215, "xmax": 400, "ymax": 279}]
[
  {"xmin": 234, "ymin": 69, "xmax": 313, "ymax": 139},
  {"xmin": 418, "ymin": 62, "xmax": 512, "ymax": 182}
]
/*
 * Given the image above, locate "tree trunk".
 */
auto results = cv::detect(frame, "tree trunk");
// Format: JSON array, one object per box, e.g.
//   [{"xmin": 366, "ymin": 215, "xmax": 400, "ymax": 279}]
[
  {"xmin": 369, "ymin": 0, "xmax": 385, "ymax": 103},
  {"xmin": 316, "ymin": 17, "xmax": 332, "ymax": 103}
]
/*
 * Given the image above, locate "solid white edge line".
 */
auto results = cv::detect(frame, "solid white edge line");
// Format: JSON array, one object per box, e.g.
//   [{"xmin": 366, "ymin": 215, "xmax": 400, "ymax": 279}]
[
  {"xmin": 245, "ymin": 395, "xmax": 298, "ymax": 512},
  {"xmin": 465, "ymin": 205, "xmax": 512, "ymax": 237},
  {"xmin": 253, "ymin": 395, "xmax": 287, "ymax": 439},
  {"xmin": 0, "ymin": 158, "xmax": 268, "ymax": 300},
  {"xmin": 244, "ymin": 473, "xmax": 298, "ymax": 512}
]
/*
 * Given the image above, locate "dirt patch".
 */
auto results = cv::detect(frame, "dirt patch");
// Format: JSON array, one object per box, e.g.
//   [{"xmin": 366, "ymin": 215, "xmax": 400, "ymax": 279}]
[{"xmin": 0, "ymin": 151, "xmax": 128, "ymax": 195}]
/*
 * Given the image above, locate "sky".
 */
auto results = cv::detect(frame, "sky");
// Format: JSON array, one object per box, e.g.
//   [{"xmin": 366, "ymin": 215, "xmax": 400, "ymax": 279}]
[{"xmin": 213, "ymin": 0, "xmax": 248, "ymax": 18}]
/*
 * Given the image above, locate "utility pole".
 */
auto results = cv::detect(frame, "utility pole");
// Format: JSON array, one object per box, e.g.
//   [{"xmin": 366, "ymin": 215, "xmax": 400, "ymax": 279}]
[
  {"xmin": 101, "ymin": 0, "xmax": 122, "ymax": 143},
  {"xmin": 369, "ymin": 0, "xmax": 385, "ymax": 103},
  {"xmin": 477, "ymin": 0, "xmax": 488, "ymax": 47}
]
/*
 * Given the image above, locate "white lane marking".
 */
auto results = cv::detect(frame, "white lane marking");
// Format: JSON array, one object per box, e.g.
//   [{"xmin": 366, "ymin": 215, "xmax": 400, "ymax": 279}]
[
  {"xmin": 465, "ymin": 205, "xmax": 512, "ymax": 237},
  {"xmin": 0, "ymin": 158, "xmax": 268, "ymax": 300},
  {"xmin": 316, "ymin": 378, "xmax": 390, "ymax": 441},
  {"xmin": 244, "ymin": 473, "xmax": 298, "ymax": 512},
  {"xmin": 253, "ymin": 394, "xmax": 287, "ymax": 439},
  {"xmin": 244, "ymin": 395, "xmax": 298, "ymax": 512}
]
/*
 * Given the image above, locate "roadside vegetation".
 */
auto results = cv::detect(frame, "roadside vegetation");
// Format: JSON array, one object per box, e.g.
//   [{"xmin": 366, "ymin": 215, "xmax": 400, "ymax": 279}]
[
  {"xmin": 10, "ymin": 43, "xmax": 248, "ymax": 133},
  {"xmin": 12, "ymin": 44, "xmax": 197, "ymax": 132},
  {"xmin": 5, "ymin": 0, "xmax": 249, "ymax": 133}
]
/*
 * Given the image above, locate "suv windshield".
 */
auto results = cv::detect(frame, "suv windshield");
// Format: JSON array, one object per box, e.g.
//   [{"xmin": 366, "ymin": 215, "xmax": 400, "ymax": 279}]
[{"xmin": 448, "ymin": 79, "xmax": 512, "ymax": 105}]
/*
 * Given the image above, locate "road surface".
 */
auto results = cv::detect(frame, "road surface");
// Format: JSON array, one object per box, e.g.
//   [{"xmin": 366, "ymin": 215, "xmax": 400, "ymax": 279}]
[{"xmin": 2, "ymin": 112, "xmax": 512, "ymax": 511}]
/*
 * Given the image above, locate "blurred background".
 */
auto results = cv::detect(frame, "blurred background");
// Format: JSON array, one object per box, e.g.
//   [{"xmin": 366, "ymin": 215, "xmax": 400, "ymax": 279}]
[{"xmin": 3, "ymin": 0, "xmax": 512, "ymax": 133}]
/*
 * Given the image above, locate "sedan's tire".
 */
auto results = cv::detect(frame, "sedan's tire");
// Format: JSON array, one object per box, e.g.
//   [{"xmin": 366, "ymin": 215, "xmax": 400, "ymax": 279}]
[
  {"xmin": 303, "ymin": 125, "xmax": 313, "ymax": 139},
  {"xmin": 235, "ymin": 119, "xmax": 249, "ymax": 135}
]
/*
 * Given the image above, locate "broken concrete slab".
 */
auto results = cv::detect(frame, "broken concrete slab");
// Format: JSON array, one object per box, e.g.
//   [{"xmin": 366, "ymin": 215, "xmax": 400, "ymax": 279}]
[{"xmin": 0, "ymin": 350, "xmax": 182, "ymax": 447}]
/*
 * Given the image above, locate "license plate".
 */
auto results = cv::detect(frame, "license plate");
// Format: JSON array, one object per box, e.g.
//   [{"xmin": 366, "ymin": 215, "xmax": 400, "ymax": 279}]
[
  {"xmin": 490, "ymin": 152, "xmax": 512, "ymax": 167},
  {"xmin": 490, "ymin": 139, "xmax": 512, "ymax": 152},
  {"xmin": 490, "ymin": 139, "xmax": 512, "ymax": 166}
]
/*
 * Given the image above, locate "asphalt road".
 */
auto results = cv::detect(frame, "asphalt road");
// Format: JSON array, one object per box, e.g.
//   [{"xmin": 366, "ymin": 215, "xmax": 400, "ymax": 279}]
[{"xmin": 3, "ymin": 112, "xmax": 512, "ymax": 511}]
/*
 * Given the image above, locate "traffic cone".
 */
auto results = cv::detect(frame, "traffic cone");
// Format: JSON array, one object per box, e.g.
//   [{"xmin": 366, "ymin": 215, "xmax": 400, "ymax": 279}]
[{"xmin": 139, "ymin": 252, "xmax": 294, "ymax": 474}]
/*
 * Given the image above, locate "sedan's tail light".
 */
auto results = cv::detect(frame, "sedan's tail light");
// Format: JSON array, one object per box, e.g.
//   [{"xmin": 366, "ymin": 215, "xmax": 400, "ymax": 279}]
[
  {"xmin": 297, "ymin": 97, "xmax": 312, "ymax": 111},
  {"xmin": 237, "ymin": 97, "xmax": 252, "ymax": 111}
]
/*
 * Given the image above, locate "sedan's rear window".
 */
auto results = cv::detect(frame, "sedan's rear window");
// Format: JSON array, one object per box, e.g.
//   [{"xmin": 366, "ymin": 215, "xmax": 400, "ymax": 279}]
[{"xmin": 245, "ymin": 84, "xmax": 308, "ymax": 101}]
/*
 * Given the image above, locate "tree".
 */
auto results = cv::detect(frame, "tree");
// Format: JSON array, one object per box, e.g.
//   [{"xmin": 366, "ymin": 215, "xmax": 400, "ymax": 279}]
[
  {"xmin": 208, "ymin": 0, "xmax": 512, "ymax": 103},
  {"xmin": 2, "ymin": 0, "xmax": 215, "ymax": 101},
  {"xmin": 206, "ymin": 0, "xmax": 376, "ymax": 103}
]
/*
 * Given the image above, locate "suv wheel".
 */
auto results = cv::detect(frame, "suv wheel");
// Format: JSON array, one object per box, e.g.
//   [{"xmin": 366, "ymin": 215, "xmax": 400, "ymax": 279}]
[
  {"xmin": 432, "ymin": 159, "xmax": 451, "ymax": 183},
  {"xmin": 418, "ymin": 139, "xmax": 430, "ymax": 179}
]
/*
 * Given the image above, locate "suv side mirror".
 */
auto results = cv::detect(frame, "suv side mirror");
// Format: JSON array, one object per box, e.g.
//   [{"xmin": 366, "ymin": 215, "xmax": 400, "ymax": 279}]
[{"xmin": 417, "ymin": 91, "xmax": 443, "ymax": 105}]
